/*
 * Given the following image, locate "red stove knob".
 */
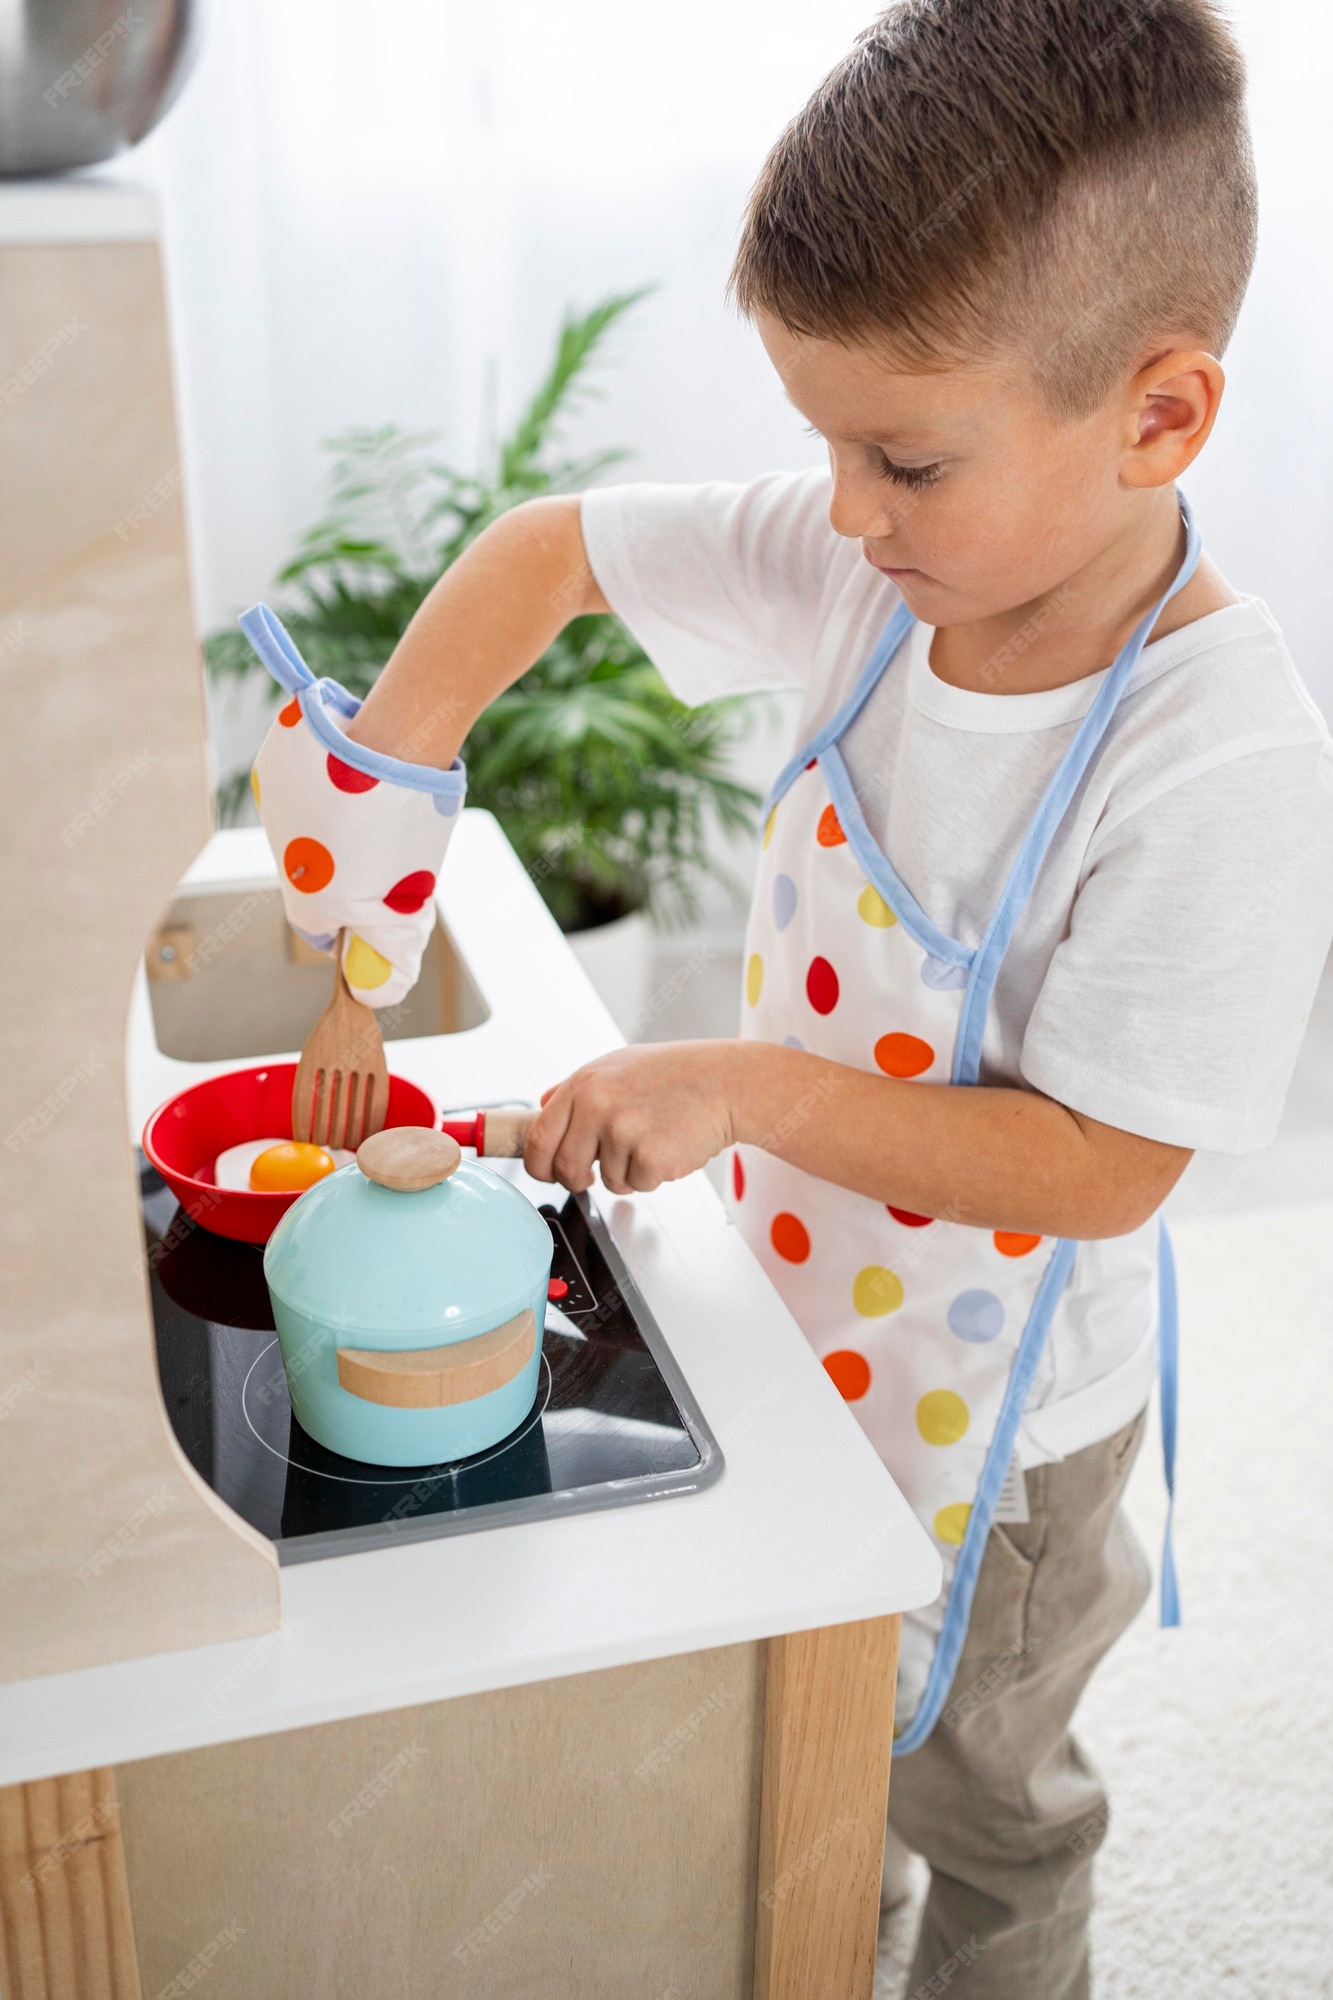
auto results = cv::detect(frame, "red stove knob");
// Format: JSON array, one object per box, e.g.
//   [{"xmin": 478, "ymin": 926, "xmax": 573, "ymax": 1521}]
[{"xmin": 547, "ymin": 1277, "xmax": 569, "ymax": 1300}]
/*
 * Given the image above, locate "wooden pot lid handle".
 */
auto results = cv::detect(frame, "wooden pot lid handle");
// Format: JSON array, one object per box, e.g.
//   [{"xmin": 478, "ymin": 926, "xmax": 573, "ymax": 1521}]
[{"xmin": 356, "ymin": 1126, "xmax": 462, "ymax": 1191}]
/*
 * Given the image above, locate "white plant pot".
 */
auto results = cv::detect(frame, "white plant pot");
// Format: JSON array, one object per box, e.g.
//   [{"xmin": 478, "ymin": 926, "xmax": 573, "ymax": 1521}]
[{"xmin": 565, "ymin": 909, "xmax": 653, "ymax": 1040}]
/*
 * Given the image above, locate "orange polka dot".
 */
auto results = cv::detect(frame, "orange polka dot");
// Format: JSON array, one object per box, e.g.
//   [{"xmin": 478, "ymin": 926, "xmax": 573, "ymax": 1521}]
[
  {"xmin": 770, "ymin": 1212, "xmax": 811, "ymax": 1263},
  {"xmin": 874, "ymin": 1032, "xmax": 935, "ymax": 1079},
  {"xmin": 817, "ymin": 803, "xmax": 847, "ymax": 847},
  {"xmin": 823, "ymin": 1349, "xmax": 871, "ymax": 1401},
  {"xmin": 284, "ymin": 836, "xmax": 335, "ymax": 894},
  {"xmin": 995, "ymin": 1231, "xmax": 1042, "ymax": 1257},
  {"xmin": 278, "ymin": 696, "xmax": 302, "ymax": 727}
]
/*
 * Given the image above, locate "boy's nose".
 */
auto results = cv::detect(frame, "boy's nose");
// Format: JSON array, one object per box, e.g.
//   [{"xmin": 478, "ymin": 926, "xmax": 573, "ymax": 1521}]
[{"xmin": 827, "ymin": 472, "xmax": 900, "ymax": 543}]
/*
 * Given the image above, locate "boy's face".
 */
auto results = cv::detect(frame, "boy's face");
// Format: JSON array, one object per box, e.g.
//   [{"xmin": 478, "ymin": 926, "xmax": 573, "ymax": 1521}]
[{"xmin": 756, "ymin": 310, "xmax": 1156, "ymax": 629}]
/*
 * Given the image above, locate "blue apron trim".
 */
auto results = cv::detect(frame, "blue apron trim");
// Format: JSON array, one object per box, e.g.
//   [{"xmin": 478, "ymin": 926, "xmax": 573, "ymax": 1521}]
[
  {"xmin": 820, "ymin": 743, "xmax": 975, "ymax": 971},
  {"xmin": 893, "ymin": 1236, "xmax": 1079, "ymax": 1757},
  {"xmin": 239, "ymin": 603, "xmax": 467, "ymax": 804},
  {"xmin": 765, "ymin": 600, "xmax": 916, "ymax": 810},
  {"xmin": 951, "ymin": 496, "xmax": 1202, "ymax": 1086},
  {"xmin": 1157, "ymin": 1216, "xmax": 1182, "ymax": 1627}
]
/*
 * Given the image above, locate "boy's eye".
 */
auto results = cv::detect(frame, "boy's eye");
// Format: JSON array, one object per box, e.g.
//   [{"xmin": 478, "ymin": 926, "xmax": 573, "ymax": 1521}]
[{"xmin": 871, "ymin": 449, "xmax": 942, "ymax": 493}]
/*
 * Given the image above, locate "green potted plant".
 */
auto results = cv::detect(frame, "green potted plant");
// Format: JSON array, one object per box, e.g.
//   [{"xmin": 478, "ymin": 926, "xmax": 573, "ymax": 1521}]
[{"xmin": 205, "ymin": 292, "xmax": 761, "ymax": 1030}]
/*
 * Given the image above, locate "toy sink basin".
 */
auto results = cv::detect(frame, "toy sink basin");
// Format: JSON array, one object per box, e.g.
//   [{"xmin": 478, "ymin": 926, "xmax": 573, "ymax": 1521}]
[{"xmin": 262, "ymin": 1130, "xmax": 552, "ymax": 1466}]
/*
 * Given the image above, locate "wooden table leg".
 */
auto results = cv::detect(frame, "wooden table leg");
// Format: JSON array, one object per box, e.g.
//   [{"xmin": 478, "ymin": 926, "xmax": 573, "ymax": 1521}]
[
  {"xmin": 0, "ymin": 1769, "xmax": 142, "ymax": 2000},
  {"xmin": 753, "ymin": 1614, "xmax": 901, "ymax": 2000}
]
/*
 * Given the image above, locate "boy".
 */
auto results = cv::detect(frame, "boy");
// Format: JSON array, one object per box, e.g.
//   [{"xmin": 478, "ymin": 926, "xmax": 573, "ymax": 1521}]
[{"xmin": 249, "ymin": 2, "xmax": 1333, "ymax": 1991}]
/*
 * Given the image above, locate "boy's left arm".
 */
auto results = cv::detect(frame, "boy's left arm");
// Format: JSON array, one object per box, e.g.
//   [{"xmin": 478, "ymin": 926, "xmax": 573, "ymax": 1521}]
[{"xmin": 522, "ymin": 1038, "xmax": 1191, "ymax": 1240}]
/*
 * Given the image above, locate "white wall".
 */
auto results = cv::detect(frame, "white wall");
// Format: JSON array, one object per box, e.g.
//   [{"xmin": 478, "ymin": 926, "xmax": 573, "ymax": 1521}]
[{"xmin": 128, "ymin": 0, "xmax": 1333, "ymax": 929}]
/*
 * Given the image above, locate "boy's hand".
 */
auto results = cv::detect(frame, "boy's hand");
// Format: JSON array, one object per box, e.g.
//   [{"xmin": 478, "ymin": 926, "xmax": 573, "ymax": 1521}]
[{"xmin": 523, "ymin": 1041, "xmax": 744, "ymax": 1195}]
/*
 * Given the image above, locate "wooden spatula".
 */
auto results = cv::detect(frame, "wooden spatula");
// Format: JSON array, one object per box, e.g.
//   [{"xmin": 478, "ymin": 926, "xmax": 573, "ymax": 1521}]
[{"xmin": 292, "ymin": 929, "xmax": 390, "ymax": 1149}]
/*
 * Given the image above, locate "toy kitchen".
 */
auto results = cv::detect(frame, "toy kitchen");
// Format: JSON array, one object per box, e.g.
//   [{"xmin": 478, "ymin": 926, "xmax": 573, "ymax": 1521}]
[{"xmin": 0, "ymin": 178, "xmax": 940, "ymax": 2000}]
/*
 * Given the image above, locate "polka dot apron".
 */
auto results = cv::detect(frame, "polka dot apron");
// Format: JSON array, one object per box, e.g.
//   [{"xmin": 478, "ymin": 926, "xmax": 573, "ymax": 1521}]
[{"xmin": 728, "ymin": 499, "xmax": 1198, "ymax": 1751}]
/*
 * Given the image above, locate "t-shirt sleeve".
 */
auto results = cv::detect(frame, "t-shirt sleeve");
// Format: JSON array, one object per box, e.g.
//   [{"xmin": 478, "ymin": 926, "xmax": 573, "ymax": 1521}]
[
  {"xmin": 1020, "ymin": 738, "xmax": 1333, "ymax": 1152},
  {"xmin": 579, "ymin": 468, "xmax": 854, "ymax": 706}
]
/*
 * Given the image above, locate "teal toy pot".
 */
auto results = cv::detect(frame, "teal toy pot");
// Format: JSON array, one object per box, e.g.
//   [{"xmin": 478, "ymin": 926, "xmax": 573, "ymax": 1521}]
[{"xmin": 263, "ymin": 1127, "xmax": 552, "ymax": 1466}]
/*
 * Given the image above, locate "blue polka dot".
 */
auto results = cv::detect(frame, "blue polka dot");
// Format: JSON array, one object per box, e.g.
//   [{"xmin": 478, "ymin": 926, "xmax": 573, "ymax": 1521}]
[
  {"xmin": 783, "ymin": 1034, "xmax": 805, "ymax": 1051},
  {"xmin": 772, "ymin": 873, "xmax": 798, "ymax": 932},
  {"xmin": 922, "ymin": 956, "xmax": 968, "ymax": 991},
  {"xmin": 294, "ymin": 926, "xmax": 337, "ymax": 952},
  {"xmin": 947, "ymin": 1289, "xmax": 1005, "ymax": 1343}
]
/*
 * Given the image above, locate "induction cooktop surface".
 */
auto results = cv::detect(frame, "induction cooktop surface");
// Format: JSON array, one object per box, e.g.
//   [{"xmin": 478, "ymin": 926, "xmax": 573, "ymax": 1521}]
[{"xmin": 140, "ymin": 1158, "xmax": 723, "ymax": 1563}]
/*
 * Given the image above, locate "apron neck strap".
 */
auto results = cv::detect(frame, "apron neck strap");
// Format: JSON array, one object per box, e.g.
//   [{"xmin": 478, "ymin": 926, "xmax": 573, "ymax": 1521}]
[{"xmin": 952, "ymin": 491, "xmax": 1202, "ymax": 1084}]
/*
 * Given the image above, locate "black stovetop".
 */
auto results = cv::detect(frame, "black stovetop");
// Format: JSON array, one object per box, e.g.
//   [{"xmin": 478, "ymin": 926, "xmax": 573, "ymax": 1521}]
[{"xmin": 140, "ymin": 1159, "xmax": 722, "ymax": 1564}]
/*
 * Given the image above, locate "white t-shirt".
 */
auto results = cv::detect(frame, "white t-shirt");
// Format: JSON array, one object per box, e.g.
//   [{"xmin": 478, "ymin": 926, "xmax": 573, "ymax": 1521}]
[{"xmin": 581, "ymin": 469, "xmax": 1333, "ymax": 1461}]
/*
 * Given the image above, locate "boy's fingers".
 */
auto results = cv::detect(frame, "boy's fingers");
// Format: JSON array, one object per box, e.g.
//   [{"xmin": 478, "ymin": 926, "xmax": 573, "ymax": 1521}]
[
  {"xmin": 550, "ymin": 1095, "xmax": 603, "ymax": 1193},
  {"xmin": 523, "ymin": 1092, "xmax": 573, "ymax": 1184},
  {"xmin": 596, "ymin": 1135, "xmax": 634, "ymax": 1195}
]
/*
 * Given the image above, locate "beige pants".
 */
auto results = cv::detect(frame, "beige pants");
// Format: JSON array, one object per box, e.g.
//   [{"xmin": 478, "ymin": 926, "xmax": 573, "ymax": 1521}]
[{"xmin": 886, "ymin": 1406, "xmax": 1151, "ymax": 2000}]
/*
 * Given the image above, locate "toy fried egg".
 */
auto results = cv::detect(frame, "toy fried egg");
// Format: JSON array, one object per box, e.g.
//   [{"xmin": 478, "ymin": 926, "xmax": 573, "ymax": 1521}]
[{"xmin": 214, "ymin": 1138, "xmax": 354, "ymax": 1193}]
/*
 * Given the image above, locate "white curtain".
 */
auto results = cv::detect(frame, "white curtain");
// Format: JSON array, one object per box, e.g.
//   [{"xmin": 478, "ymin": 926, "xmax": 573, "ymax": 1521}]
[{"xmin": 130, "ymin": 0, "xmax": 1333, "ymax": 729}]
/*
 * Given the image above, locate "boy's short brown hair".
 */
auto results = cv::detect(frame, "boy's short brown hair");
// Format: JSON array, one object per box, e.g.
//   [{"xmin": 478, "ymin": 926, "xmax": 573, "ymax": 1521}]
[{"xmin": 731, "ymin": 0, "xmax": 1257, "ymax": 416}]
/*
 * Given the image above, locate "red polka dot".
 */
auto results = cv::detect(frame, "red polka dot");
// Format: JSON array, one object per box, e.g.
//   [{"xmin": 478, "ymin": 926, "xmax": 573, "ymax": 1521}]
[
  {"xmin": 278, "ymin": 697, "xmax": 302, "ymax": 727},
  {"xmin": 804, "ymin": 758, "xmax": 817, "ymax": 771},
  {"xmin": 995, "ymin": 1231, "xmax": 1042, "ymax": 1257},
  {"xmin": 888, "ymin": 1206, "xmax": 933, "ymax": 1228},
  {"xmin": 816, "ymin": 803, "xmax": 847, "ymax": 847},
  {"xmin": 383, "ymin": 869, "xmax": 437, "ymax": 915},
  {"xmin": 824, "ymin": 1350, "xmax": 871, "ymax": 1401},
  {"xmin": 771, "ymin": 1212, "xmax": 810, "ymax": 1263},
  {"xmin": 283, "ymin": 836, "xmax": 335, "ymax": 894},
  {"xmin": 732, "ymin": 1152, "xmax": 745, "ymax": 1201},
  {"xmin": 327, "ymin": 752, "xmax": 378, "ymax": 794},
  {"xmin": 874, "ymin": 1032, "xmax": 935, "ymax": 1078},
  {"xmin": 806, "ymin": 956, "xmax": 840, "ymax": 1015}
]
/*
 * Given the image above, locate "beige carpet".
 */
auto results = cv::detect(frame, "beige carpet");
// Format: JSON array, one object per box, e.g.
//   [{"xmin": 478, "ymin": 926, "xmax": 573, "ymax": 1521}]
[{"xmin": 875, "ymin": 1203, "xmax": 1333, "ymax": 1998}]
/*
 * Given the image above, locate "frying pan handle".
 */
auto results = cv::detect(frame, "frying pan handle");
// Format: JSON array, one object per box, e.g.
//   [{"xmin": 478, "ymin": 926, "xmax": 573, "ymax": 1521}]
[{"xmin": 437, "ymin": 1109, "xmax": 538, "ymax": 1158}]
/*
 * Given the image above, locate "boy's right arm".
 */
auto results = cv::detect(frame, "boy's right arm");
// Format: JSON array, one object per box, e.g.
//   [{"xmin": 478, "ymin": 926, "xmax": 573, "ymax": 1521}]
[{"xmin": 344, "ymin": 496, "xmax": 606, "ymax": 768}]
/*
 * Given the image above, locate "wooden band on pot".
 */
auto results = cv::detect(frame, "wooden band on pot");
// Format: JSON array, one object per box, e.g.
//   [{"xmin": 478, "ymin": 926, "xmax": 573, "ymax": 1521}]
[{"xmin": 335, "ymin": 1309, "xmax": 536, "ymax": 1409}]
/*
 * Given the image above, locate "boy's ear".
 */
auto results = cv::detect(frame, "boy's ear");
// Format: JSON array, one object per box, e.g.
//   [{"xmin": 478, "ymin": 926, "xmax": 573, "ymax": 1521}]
[{"xmin": 1120, "ymin": 346, "xmax": 1225, "ymax": 488}]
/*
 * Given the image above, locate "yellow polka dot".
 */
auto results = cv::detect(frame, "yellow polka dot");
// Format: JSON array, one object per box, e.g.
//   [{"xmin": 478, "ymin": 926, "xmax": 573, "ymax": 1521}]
[
  {"xmin": 250, "ymin": 766, "xmax": 261, "ymax": 810},
  {"xmin": 857, "ymin": 883, "xmax": 897, "ymax": 928},
  {"xmin": 746, "ymin": 953, "xmax": 764, "ymax": 1007},
  {"xmin": 917, "ymin": 1389, "xmax": 970, "ymax": 1446},
  {"xmin": 344, "ymin": 933, "xmax": 393, "ymax": 991},
  {"xmin": 934, "ymin": 1502, "xmax": 971, "ymax": 1546},
  {"xmin": 852, "ymin": 1264, "xmax": 904, "ymax": 1316},
  {"xmin": 762, "ymin": 807, "xmax": 777, "ymax": 850}
]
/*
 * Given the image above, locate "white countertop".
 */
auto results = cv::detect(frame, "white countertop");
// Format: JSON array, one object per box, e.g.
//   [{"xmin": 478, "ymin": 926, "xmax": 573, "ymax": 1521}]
[{"xmin": 0, "ymin": 816, "xmax": 939, "ymax": 1785}]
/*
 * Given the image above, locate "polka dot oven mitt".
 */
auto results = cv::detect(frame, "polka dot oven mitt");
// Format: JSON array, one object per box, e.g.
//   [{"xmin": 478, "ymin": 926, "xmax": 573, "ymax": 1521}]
[{"xmin": 241, "ymin": 604, "xmax": 465, "ymax": 1009}]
